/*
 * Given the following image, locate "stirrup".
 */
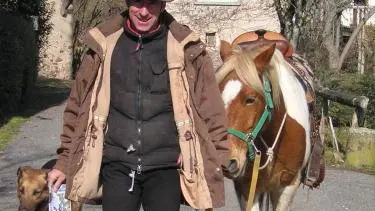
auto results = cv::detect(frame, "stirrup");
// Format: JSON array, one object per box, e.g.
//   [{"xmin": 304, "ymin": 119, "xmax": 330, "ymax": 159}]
[{"xmin": 303, "ymin": 141, "xmax": 324, "ymax": 188}]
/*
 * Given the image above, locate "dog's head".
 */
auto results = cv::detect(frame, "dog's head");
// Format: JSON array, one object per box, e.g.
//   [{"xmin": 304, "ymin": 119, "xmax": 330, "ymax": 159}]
[{"xmin": 17, "ymin": 166, "xmax": 49, "ymax": 211}]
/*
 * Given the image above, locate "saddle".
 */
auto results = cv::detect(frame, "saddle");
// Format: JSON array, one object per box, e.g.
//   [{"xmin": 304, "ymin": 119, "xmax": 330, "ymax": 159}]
[
  {"xmin": 233, "ymin": 29, "xmax": 294, "ymax": 58},
  {"xmin": 232, "ymin": 30, "xmax": 325, "ymax": 188},
  {"xmin": 233, "ymin": 30, "xmax": 314, "ymax": 103}
]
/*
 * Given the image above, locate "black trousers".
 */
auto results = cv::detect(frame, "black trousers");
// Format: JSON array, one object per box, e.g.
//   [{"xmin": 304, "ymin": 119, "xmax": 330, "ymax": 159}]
[{"xmin": 101, "ymin": 162, "xmax": 181, "ymax": 211}]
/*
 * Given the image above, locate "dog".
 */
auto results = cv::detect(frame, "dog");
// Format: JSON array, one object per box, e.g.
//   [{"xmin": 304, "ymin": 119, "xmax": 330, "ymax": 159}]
[{"xmin": 17, "ymin": 159, "xmax": 82, "ymax": 211}]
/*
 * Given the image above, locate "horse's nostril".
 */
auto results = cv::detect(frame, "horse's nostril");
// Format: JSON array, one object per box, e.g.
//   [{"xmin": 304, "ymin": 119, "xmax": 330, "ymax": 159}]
[{"xmin": 226, "ymin": 159, "xmax": 239, "ymax": 173}]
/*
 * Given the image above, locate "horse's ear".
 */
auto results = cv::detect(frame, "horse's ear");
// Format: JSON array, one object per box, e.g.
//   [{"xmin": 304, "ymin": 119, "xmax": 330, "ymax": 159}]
[
  {"xmin": 254, "ymin": 44, "xmax": 276, "ymax": 74},
  {"xmin": 220, "ymin": 40, "xmax": 232, "ymax": 61}
]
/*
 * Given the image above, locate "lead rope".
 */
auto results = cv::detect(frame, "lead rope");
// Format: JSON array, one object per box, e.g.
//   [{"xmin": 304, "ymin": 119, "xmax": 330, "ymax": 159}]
[
  {"xmin": 245, "ymin": 152, "xmax": 261, "ymax": 211},
  {"xmin": 255, "ymin": 113, "xmax": 287, "ymax": 170},
  {"xmin": 246, "ymin": 113, "xmax": 287, "ymax": 211}
]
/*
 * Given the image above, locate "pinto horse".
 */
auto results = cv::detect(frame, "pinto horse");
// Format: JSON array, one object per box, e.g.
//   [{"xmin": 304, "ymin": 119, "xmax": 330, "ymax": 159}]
[{"xmin": 217, "ymin": 33, "xmax": 311, "ymax": 211}]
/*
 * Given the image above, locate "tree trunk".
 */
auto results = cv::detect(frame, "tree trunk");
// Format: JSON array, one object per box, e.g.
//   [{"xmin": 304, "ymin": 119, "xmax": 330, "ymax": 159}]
[
  {"xmin": 337, "ymin": 6, "xmax": 375, "ymax": 72},
  {"xmin": 71, "ymin": 0, "xmax": 125, "ymax": 76},
  {"xmin": 315, "ymin": 83, "xmax": 369, "ymax": 127},
  {"xmin": 322, "ymin": 2, "xmax": 341, "ymax": 70},
  {"xmin": 315, "ymin": 83, "xmax": 369, "ymax": 109}
]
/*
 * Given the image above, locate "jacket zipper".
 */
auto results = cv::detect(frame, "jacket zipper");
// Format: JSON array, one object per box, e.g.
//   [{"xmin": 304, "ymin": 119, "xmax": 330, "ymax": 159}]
[{"xmin": 136, "ymin": 35, "xmax": 143, "ymax": 174}]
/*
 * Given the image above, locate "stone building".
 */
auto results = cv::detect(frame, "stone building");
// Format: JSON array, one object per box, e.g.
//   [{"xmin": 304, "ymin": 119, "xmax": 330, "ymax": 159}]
[
  {"xmin": 40, "ymin": 0, "xmax": 280, "ymax": 78},
  {"xmin": 166, "ymin": 0, "xmax": 280, "ymax": 67},
  {"xmin": 39, "ymin": 0, "xmax": 73, "ymax": 79}
]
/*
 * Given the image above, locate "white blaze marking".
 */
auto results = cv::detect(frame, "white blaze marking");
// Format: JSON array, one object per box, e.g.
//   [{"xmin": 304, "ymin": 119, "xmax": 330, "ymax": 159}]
[{"xmin": 222, "ymin": 80, "xmax": 242, "ymax": 109}]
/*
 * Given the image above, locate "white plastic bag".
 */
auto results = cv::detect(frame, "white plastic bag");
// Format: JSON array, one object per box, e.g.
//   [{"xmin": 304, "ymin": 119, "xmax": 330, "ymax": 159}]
[{"xmin": 49, "ymin": 184, "xmax": 71, "ymax": 211}]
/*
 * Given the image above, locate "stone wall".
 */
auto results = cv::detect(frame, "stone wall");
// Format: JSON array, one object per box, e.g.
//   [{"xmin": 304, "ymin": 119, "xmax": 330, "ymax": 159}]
[
  {"xmin": 343, "ymin": 128, "xmax": 375, "ymax": 168},
  {"xmin": 166, "ymin": 0, "xmax": 280, "ymax": 68},
  {"xmin": 39, "ymin": 0, "xmax": 73, "ymax": 79}
]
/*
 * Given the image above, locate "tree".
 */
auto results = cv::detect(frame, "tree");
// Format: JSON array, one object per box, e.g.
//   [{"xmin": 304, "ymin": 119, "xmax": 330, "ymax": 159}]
[
  {"xmin": 274, "ymin": 0, "xmax": 319, "ymax": 48},
  {"xmin": 338, "ymin": 6, "xmax": 375, "ymax": 71},
  {"xmin": 71, "ymin": 0, "xmax": 125, "ymax": 76},
  {"xmin": 275, "ymin": 0, "xmax": 375, "ymax": 73},
  {"xmin": 319, "ymin": 0, "xmax": 349, "ymax": 71}
]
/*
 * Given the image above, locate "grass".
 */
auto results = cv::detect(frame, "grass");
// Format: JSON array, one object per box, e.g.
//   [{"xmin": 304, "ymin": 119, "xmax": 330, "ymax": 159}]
[
  {"xmin": 0, "ymin": 116, "xmax": 28, "ymax": 151},
  {"xmin": 35, "ymin": 76, "xmax": 71, "ymax": 89},
  {"xmin": 324, "ymin": 145, "xmax": 375, "ymax": 175}
]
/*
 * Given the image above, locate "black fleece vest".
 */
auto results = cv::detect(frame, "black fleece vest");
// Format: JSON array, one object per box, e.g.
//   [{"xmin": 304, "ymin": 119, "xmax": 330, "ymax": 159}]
[{"xmin": 103, "ymin": 24, "xmax": 179, "ymax": 172}]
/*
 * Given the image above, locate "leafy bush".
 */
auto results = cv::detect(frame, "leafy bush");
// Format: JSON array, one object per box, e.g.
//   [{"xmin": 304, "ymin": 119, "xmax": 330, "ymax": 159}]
[
  {"xmin": 0, "ymin": 12, "xmax": 38, "ymax": 117},
  {"xmin": 1, "ymin": 0, "xmax": 53, "ymax": 57},
  {"xmin": 0, "ymin": 0, "xmax": 52, "ymax": 118}
]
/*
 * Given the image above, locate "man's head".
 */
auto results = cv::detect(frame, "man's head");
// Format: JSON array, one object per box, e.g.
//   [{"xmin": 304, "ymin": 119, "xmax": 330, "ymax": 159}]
[{"xmin": 126, "ymin": 0, "xmax": 173, "ymax": 34}]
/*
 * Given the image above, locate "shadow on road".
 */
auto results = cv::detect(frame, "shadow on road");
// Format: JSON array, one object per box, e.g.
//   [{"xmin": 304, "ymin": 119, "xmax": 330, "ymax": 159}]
[{"xmin": 0, "ymin": 76, "xmax": 71, "ymax": 127}]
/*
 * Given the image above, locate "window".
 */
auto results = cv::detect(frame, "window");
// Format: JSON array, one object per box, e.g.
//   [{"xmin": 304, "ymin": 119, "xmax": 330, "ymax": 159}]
[
  {"xmin": 206, "ymin": 32, "xmax": 216, "ymax": 46},
  {"xmin": 195, "ymin": 0, "xmax": 241, "ymax": 6}
]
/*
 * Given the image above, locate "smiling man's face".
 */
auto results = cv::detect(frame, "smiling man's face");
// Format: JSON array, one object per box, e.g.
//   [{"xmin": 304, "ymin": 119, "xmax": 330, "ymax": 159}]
[{"xmin": 128, "ymin": 0, "xmax": 165, "ymax": 34}]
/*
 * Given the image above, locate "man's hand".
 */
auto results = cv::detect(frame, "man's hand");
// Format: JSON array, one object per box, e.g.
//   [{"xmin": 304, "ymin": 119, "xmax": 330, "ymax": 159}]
[{"xmin": 48, "ymin": 169, "xmax": 66, "ymax": 192}]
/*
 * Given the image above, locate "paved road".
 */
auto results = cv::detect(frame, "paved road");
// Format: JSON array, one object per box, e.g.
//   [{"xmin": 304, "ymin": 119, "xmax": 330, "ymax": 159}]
[{"xmin": 1, "ymin": 102, "xmax": 374, "ymax": 211}]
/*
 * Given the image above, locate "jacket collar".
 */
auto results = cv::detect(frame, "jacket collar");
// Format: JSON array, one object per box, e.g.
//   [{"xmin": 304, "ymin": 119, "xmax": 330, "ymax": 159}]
[
  {"xmin": 123, "ymin": 18, "xmax": 167, "ymax": 44},
  {"xmin": 82, "ymin": 11, "xmax": 199, "ymax": 60}
]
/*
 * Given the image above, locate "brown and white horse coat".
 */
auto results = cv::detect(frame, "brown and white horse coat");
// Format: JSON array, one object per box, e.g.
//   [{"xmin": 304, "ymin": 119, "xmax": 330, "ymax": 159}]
[{"xmin": 217, "ymin": 44, "xmax": 311, "ymax": 211}]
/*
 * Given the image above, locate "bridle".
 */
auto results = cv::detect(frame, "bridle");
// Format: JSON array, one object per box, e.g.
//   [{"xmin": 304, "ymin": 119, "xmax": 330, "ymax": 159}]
[
  {"xmin": 227, "ymin": 73, "xmax": 288, "ymax": 170},
  {"xmin": 227, "ymin": 74, "xmax": 273, "ymax": 161}
]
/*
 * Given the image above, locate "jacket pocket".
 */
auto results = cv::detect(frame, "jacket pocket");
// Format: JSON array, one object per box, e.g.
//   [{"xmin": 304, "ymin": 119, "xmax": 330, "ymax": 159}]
[
  {"xmin": 179, "ymin": 165, "xmax": 212, "ymax": 209},
  {"xmin": 178, "ymin": 125, "xmax": 213, "ymax": 209},
  {"xmin": 70, "ymin": 117, "xmax": 104, "ymax": 201},
  {"xmin": 150, "ymin": 62, "xmax": 169, "ymax": 94}
]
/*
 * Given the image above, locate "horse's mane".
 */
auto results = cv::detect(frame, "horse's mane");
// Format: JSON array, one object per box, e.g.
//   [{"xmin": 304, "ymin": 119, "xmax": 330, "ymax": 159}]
[{"xmin": 216, "ymin": 46, "xmax": 292, "ymax": 108}]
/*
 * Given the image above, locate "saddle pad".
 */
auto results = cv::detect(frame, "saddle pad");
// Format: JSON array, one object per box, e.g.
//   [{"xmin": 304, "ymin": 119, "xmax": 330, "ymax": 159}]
[{"xmin": 286, "ymin": 54, "xmax": 315, "ymax": 97}]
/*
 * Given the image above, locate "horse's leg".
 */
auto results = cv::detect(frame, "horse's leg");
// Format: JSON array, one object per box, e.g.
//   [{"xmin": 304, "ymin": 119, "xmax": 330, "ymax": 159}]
[
  {"xmin": 270, "ymin": 173, "xmax": 301, "ymax": 211},
  {"xmin": 259, "ymin": 193, "xmax": 271, "ymax": 211},
  {"xmin": 233, "ymin": 179, "xmax": 261, "ymax": 211},
  {"xmin": 250, "ymin": 193, "xmax": 261, "ymax": 211},
  {"xmin": 234, "ymin": 180, "xmax": 247, "ymax": 211}
]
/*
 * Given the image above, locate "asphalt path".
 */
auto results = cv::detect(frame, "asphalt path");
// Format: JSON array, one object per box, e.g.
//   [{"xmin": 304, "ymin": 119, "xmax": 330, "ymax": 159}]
[{"xmin": 1, "ymin": 102, "xmax": 374, "ymax": 211}]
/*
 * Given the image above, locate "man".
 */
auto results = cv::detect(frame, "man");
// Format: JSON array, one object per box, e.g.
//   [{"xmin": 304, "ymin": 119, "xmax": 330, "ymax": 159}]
[{"xmin": 48, "ymin": 0, "xmax": 229, "ymax": 210}]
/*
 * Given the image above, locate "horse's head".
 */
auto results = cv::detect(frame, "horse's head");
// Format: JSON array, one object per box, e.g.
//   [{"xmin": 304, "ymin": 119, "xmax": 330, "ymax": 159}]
[{"xmin": 218, "ymin": 39, "xmax": 283, "ymax": 179}]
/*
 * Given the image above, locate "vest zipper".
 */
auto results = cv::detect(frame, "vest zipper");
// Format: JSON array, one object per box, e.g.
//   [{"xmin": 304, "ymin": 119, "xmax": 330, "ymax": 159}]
[{"xmin": 136, "ymin": 35, "xmax": 143, "ymax": 174}]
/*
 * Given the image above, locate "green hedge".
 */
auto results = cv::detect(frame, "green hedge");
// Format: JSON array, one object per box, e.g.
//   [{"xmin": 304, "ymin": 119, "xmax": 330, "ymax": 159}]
[
  {"xmin": 0, "ymin": 12, "xmax": 38, "ymax": 117},
  {"xmin": 0, "ymin": 0, "xmax": 52, "ymax": 118}
]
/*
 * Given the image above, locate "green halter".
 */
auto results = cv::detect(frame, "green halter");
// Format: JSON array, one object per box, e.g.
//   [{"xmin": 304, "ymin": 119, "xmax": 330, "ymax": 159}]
[{"xmin": 227, "ymin": 74, "xmax": 274, "ymax": 160}]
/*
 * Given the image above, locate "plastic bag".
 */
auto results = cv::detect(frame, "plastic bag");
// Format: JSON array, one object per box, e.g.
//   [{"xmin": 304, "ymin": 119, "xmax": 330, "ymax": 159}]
[{"xmin": 49, "ymin": 184, "xmax": 71, "ymax": 211}]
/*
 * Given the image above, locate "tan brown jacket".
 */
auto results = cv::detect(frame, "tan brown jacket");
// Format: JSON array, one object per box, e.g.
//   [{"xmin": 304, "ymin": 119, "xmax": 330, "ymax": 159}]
[{"xmin": 54, "ymin": 11, "xmax": 228, "ymax": 208}]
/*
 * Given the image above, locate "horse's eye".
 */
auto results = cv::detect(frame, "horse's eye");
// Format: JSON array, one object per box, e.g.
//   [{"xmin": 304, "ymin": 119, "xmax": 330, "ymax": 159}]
[{"xmin": 245, "ymin": 96, "xmax": 256, "ymax": 105}]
